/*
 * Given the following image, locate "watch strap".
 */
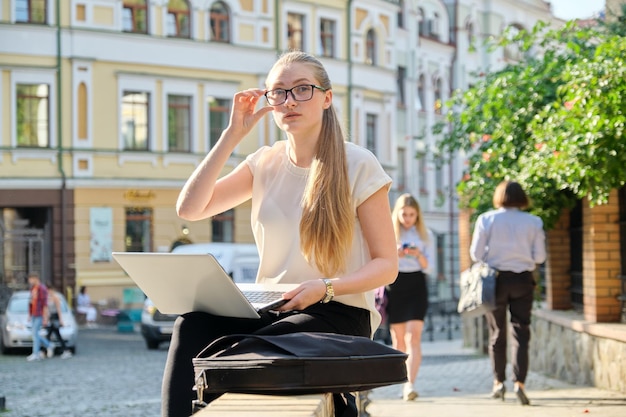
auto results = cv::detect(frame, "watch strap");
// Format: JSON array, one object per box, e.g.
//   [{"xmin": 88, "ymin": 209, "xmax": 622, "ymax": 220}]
[{"xmin": 320, "ymin": 278, "xmax": 334, "ymax": 303}]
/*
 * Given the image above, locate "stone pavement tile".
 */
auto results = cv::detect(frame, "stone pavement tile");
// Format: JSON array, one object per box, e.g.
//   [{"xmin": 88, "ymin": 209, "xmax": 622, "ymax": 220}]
[
  {"xmin": 366, "ymin": 386, "xmax": 626, "ymax": 417},
  {"xmin": 365, "ymin": 338, "xmax": 626, "ymax": 417}
]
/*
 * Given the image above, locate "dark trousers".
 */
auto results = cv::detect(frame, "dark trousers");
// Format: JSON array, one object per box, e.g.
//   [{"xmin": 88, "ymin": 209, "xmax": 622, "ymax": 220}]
[
  {"xmin": 161, "ymin": 302, "xmax": 370, "ymax": 417},
  {"xmin": 485, "ymin": 270, "xmax": 535, "ymax": 384},
  {"xmin": 46, "ymin": 313, "xmax": 67, "ymax": 351}
]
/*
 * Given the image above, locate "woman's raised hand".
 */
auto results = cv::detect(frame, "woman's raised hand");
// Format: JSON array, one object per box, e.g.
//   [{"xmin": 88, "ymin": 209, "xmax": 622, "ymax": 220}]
[{"xmin": 226, "ymin": 88, "xmax": 274, "ymax": 139}]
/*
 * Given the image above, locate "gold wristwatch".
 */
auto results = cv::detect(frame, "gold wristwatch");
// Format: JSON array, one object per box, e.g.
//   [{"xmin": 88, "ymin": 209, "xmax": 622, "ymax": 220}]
[{"xmin": 320, "ymin": 278, "xmax": 334, "ymax": 303}]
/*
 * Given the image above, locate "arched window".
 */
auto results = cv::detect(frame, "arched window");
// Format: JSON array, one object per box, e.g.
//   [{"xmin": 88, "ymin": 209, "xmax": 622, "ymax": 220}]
[
  {"xmin": 210, "ymin": 1, "xmax": 230, "ymax": 43},
  {"xmin": 122, "ymin": 0, "xmax": 148, "ymax": 33},
  {"xmin": 365, "ymin": 29, "xmax": 376, "ymax": 65},
  {"xmin": 167, "ymin": 0, "xmax": 190, "ymax": 38}
]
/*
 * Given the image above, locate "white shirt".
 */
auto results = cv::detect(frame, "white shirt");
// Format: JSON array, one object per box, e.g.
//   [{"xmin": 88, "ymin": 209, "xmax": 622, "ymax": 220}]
[
  {"xmin": 398, "ymin": 227, "xmax": 433, "ymax": 274},
  {"xmin": 246, "ymin": 140, "xmax": 392, "ymax": 334},
  {"xmin": 470, "ymin": 207, "xmax": 546, "ymax": 273}
]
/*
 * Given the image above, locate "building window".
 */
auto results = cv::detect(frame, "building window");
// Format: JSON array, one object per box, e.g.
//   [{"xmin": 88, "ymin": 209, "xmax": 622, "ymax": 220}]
[
  {"xmin": 504, "ymin": 24, "xmax": 523, "ymax": 61},
  {"xmin": 122, "ymin": 0, "xmax": 148, "ymax": 33},
  {"xmin": 122, "ymin": 91, "xmax": 149, "ymax": 151},
  {"xmin": 208, "ymin": 97, "xmax": 230, "ymax": 148},
  {"xmin": 168, "ymin": 94, "xmax": 191, "ymax": 152},
  {"xmin": 125, "ymin": 207, "xmax": 153, "ymax": 252},
  {"xmin": 365, "ymin": 113, "xmax": 377, "ymax": 154},
  {"xmin": 287, "ymin": 13, "xmax": 304, "ymax": 51},
  {"xmin": 397, "ymin": 66, "xmax": 406, "ymax": 107},
  {"xmin": 16, "ymin": 83, "xmax": 49, "ymax": 147},
  {"xmin": 15, "ymin": 0, "xmax": 47, "ymax": 23},
  {"xmin": 210, "ymin": 1, "xmax": 229, "ymax": 42},
  {"xmin": 78, "ymin": 82, "xmax": 88, "ymax": 140},
  {"xmin": 320, "ymin": 18, "xmax": 335, "ymax": 58},
  {"xmin": 365, "ymin": 29, "xmax": 376, "ymax": 65},
  {"xmin": 417, "ymin": 74, "xmax": 425, "ymax": 112},
  {"xmin": 167, "ymin": 0, "xmax": 190, "ymax": 38},
  {"xmin": 397, "ymin": 0, "xmax": 405, "ymax": 29},
  {"xmin": 467, "ymin": 21, "xmax": 475, "ymax": 49},
  {"xmin": 212, "ymin": 209, "xmax": 234, "ymax": 242},
  {"xmin": 418, "ymin": 8, "xmax": 426, "ymax": 37},
  {"xmin": 434, "ymin": 77, "xmax": 442, "ymax": 114},
  {"xmin": 432, "ymin": 12, "xmax": 440, "ymax": 40}
]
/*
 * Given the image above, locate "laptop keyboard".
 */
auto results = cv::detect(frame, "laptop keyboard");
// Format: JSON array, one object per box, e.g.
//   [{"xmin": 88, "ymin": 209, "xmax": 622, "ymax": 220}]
[{"xmin": 242, "ymin": 290, "xmax": 284, "ymax": 304}]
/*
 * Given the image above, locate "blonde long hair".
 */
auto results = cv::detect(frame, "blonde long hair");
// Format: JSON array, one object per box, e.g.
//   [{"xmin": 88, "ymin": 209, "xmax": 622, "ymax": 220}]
[
  {"xmin": 391, "ymin": 193, "xmax": 429, "ymax": 243},
  {"xmin": 269, "ymin": 51, "xmax": 353, "ymax": 277}
]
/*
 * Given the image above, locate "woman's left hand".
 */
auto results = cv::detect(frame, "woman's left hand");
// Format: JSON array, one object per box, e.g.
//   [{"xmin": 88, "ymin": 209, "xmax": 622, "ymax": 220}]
[{"xmin": 274, "ymin": 279, "xmax": 329, "ymax": 312}]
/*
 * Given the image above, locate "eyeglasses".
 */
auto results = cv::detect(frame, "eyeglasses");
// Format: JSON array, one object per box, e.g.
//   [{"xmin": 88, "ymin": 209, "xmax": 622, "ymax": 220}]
[{"xmin": 264, "ymin": 84, "xmax": 327, "ymax": 106}]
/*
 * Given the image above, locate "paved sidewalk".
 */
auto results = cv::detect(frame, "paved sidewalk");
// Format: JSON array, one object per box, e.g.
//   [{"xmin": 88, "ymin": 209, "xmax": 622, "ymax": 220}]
[{"xmin": 365, "ymin": 339, "xmax": 626, "ymax": 417}]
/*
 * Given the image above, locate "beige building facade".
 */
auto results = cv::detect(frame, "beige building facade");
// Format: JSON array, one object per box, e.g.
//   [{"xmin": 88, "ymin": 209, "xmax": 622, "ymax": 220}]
[
  {"xmin": 0, "ymin": 0, "xmax": 398, "ymax": 307},
  {"xmin": 1, "ymin": 0, "xmax": 575, "ymax": 316}
]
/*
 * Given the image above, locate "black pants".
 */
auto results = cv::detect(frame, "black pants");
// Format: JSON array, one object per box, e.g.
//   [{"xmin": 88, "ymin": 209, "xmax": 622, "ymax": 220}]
[
  {"xmin": 161, "ymin": 302, "xmax": 370, "ymax": 417},
  {"xmin": 46, "ymin": 313, "xmax": 67, "ymax": 351},
  {"xmin": 485, "ymin": 271, "xmax": 535, "ymax": 384}
]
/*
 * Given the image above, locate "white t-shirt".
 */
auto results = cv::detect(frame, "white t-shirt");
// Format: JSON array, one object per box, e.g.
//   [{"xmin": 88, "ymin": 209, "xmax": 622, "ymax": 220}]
[
  {"xmin": 245, "ymin": 140, "xmax": 392, "ymax": 333},
  {"xmin": 398, "ymin": 227, "xmax": 433, "ymax": 274}
]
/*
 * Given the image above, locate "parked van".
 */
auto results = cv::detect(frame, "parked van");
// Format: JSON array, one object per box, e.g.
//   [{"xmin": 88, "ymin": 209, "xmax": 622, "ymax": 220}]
[
  {"xmin": 171, "ymin": 242, "xmax": 259, "ymax": 283},
  {"xmin": 140, "ymin": 242, "xmax": 260, "ymax": 349}
]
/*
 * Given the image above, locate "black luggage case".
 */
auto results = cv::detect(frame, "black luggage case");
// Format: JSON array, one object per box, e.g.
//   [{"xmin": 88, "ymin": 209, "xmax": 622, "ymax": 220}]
[{"xmin": 192, "ymin": 332, "xmax": 408, "ymax": 397}]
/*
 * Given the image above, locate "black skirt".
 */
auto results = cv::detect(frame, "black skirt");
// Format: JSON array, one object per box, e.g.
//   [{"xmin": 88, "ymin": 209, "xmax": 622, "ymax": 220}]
[{"xmin": 386, "ymin": 271, "xmax": 428, "ymax": 323}]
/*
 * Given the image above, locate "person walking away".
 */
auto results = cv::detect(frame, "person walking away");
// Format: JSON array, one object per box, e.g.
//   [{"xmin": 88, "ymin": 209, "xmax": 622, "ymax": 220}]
[
  {"xmin": 76, "ymin": 285, "xmax": 98, "ymax": 327},
  {"xmin": 46, "ymin": 287, "xmax": 73, "ymax": 359},
  {"xmin": 469, "ymin": 180, "xmax": 546, "ymax": 405},
  {"xmin": 386, "ymin": 194, "xmax": 433, "ymax": 401},
  {"xmin": 165, "ymin": 51, "xmax": 398, "ymax": 417},
  {"xmin": 26, "ymin": 272, "xmax": 52, "ymax": 361}
]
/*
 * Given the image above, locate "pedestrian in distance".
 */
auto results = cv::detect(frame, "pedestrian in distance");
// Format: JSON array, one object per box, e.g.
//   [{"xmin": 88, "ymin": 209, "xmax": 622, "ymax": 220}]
[
  {"xmin": 46, "ymin": 287, "xmax": 73, "ymax": 359},
  {"xmin": 469, "ymin": 180, "xmax": 546, "ymax": 405},
  {"xmin": 386, "ymin": 193, "xmax": 433, "ymax": 401},
  {"xmin": 26, "ymin": 272, "xmax": 52, "ymax": 362},
  {"xmin": 167, "ymin": 50, "xmax": 398, "ymax": 417},
  {"xmin": 76, "ymin": 285, "xmax": 98, "ymax": 327}
]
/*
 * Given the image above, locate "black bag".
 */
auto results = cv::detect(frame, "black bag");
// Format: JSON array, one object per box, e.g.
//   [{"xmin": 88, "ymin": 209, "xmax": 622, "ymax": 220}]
[
  {"xmin": 192, "ymin": 332, "xmax": 408, "ymax": 398},
  {"xmin": 457, "ymin": 261, "xmax": 498, "ymax": 317}
]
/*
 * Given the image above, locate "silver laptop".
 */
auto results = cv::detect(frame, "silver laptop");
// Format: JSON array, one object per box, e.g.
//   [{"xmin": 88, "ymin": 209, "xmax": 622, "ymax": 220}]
[{"xmin": 111, "ymin": 252, "xmax": 296, "ymax": 319}]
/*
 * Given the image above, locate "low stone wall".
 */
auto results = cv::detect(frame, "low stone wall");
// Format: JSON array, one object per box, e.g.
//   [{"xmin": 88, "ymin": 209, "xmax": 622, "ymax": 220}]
[{"xmin": 530, "ymin": 309, "xmax": 626, "ymax": 393}]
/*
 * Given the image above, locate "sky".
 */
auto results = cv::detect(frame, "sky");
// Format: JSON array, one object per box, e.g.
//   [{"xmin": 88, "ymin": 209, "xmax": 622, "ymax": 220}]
[{"xmin": 548, "ymin": 0, "xmax": 604, "ymax": 20}]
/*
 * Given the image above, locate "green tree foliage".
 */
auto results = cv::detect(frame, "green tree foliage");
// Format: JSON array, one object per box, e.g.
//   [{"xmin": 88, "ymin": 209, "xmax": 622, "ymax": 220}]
[{"xmin": 436, "ymin": 21, "xmax": 626, "ymax": 229}]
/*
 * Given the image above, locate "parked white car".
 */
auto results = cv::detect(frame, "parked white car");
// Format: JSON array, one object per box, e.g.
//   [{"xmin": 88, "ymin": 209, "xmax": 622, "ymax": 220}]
[
  {"xmin": 0, "ymin": 290, "xmax": 78, "ymax": 355},
  {"xmin": 140, "ymin": 243, "xmax": 260, "ymax": 349}
]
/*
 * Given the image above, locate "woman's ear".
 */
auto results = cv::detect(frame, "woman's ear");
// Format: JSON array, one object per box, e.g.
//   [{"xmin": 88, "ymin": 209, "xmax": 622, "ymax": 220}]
[{"xmin": 323, "ymin": 89, "xmax": 333, "ymax": 109}]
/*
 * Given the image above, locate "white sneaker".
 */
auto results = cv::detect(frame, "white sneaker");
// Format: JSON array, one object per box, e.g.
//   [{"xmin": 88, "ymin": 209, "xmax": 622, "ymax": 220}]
[
  {"xmin": 26, "ymin": 353, "xmax": 42, "ymax": 362},
  {"xmin": 47, "ymin": 344, "xmax": 55, "ymax": 358},
  {"xmin": 60, "ymin": 350, "xmax": 73, "ymax": 359},
  {"xmin": 403, "ymin": 382, "xmax": 418, "ymax": 401}
]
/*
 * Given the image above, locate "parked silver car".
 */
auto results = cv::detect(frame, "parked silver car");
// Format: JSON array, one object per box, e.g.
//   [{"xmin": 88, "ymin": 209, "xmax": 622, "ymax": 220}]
[{"xmin": 0, "ymin": 290, "xmax": 78, "ymax": 354}]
